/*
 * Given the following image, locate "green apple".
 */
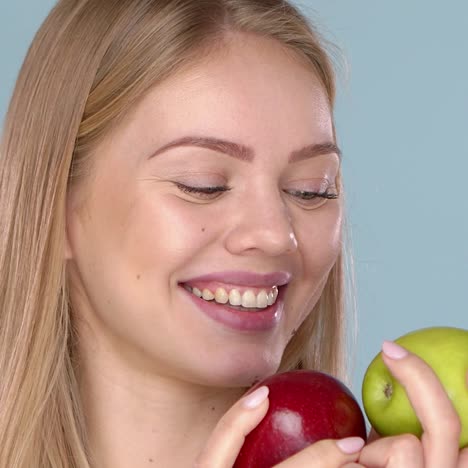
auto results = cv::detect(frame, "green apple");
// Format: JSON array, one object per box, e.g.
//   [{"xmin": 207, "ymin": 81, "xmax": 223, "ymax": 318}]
[{"xmin": 362, "ymin": 326, "xmax": 468, "ymax": 448}]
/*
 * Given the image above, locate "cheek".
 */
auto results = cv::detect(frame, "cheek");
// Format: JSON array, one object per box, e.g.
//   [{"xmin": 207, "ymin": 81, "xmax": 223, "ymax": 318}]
[
  {"xmin": 296, "ymin": 203, "xmax": 343, "ymax": 274},
  {"xmin": 285, "ymin": 204, "xmax": 342, "ymax": 330},
  {"xmin": 121, "ymin": 194, "xmax": 218, "ymax": 273},
  {"xmin": 67, "ymin": 190, "xmax": 221, "ymax": 335},
  {"xmin": 68, "ymin": 189, "xmax": 212, "ymax": 287}
]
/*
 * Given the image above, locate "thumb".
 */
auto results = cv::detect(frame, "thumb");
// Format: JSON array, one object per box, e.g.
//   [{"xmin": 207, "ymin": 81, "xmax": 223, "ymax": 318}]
[{"xmin": 194, "ymin": 386, "xmax": 269, "ymax": 468}]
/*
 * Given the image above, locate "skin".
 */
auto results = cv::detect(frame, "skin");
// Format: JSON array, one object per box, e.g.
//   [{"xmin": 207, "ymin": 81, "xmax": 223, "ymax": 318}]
[
  {"xmin": 65, "ymin": 31, "xmax": 468, "ymax": 468},
  {"xmin": 356, "ymin": 347, "xmax": 468, "ymax": 468},
  {"xmin": 66, "ymin": 33, "xmax": 342, "ymax": 467},
  {"xmin": 196, "ymin": 345, "xmax": 468, "ymax": 467}
]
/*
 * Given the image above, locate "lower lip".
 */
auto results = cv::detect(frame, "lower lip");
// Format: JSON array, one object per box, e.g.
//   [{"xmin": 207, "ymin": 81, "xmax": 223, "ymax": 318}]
[{"xmin": 179, "ymin": 285, "xmax": 286, "ymax": 332}]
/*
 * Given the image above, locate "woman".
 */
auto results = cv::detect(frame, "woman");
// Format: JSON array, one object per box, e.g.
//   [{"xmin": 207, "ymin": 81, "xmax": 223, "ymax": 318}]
[{"xmin": 0, "ymin": 0, "xmax": 465, "ymax": 467}]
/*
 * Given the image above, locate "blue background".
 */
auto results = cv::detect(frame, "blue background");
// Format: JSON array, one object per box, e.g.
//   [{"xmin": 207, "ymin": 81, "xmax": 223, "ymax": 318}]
[{"xmin": 1, "ymin": 1, "xmax": 467, "ymax": 405}]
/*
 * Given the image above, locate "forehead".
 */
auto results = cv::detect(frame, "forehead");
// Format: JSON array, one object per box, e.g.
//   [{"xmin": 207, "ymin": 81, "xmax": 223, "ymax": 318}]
[{"xmin": 121, "ymin": 34, "xmax": 333, "ymax": 150}]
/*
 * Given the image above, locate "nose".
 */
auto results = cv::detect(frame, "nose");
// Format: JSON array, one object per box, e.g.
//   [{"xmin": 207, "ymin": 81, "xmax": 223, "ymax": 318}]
[{"xmin": 223, "ymin": 188, "xmax": 298, "ymax": 257}]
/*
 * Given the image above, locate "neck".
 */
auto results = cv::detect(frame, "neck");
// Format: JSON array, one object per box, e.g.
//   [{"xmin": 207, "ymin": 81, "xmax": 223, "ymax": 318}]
[{"xmin": 79, "ymin": 358, "xmax": 245, "ymax": 468}]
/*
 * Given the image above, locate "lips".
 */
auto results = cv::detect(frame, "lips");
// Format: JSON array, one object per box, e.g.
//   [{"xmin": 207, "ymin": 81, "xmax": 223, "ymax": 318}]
[
  {"xmin": 180, "ymin": 270, "xmax": 292, "ymax": 288},
  {"xmin": 180, "ymin": 282, "xmax": 288, "ymax": 332},
  {"xmin": 178, "ymin": 270, "xmax": 291, "ymax": 331}
]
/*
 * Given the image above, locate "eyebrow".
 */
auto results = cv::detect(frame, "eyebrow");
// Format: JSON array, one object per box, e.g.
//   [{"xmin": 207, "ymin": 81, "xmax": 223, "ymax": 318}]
[{"xmin": 148, "ymin": 135, "xmax": 342, "ymax": 162}]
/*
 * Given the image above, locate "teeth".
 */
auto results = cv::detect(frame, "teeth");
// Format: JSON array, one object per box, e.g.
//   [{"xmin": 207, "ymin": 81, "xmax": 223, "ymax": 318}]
[
  {"xmin": 267, "ymin": 290, "xmax": 275, "ymax": 306},
  {"xmin": 185, "ymin": 284, "xmax": 280, "ymax": 309},
  {"xmin": 228, "ymin": 289, "xmax": 242, "ymax": 306},
  {"xmin": 257, "ymin": 290, "xmax": 269, "ymax": 308},
  {"xmin": 215, "ymin": 287, "xmax": 229, "ymax": 304},
  {"xmin": 202, "ymin": 289, "xmax": 215, "ymax": 300},
  {"xmin": 241, "ymin": 290, "xmax": 257, "ymax": 308}
]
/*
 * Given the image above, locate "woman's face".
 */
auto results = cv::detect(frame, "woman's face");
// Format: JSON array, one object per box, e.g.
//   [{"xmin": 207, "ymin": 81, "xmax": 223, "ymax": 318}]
[{"xmin": 66, "ymin": 33, "xmax": 342, "ymax": 388}]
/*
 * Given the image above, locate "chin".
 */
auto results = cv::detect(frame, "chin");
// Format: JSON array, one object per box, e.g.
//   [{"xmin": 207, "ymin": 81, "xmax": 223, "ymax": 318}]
[{"xmin": 201, "ymin": 350, "xmax": 283, "ymax": 388}]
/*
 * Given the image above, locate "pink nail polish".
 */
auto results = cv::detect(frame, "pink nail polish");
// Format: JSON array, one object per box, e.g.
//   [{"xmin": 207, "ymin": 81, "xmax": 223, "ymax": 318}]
[
  {"xmin": 242, "ymin": 386, "xmax": 269, "ymax": 409},
  {"xmin": 382, "ymin": 340, "xmax": 408, "ymax": 360},
  {"xmin": 336, "ymin": 437, "xmax": 365, "ymax": 454}
]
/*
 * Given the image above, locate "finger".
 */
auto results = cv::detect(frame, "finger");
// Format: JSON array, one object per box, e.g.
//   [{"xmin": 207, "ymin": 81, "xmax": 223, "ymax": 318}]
[
  {"xmin": 194, "ymin": 386, "xmax": 269, "ymax": 468},
  {"xmin": 458, "ymin": 447, "xmax": 468, "ymax": 467},
  {"xmin": 381, "ymin": 341, "xmax": 461, "ymax": 468},
  {"xmin": 274, "ymin": 437, "xmax": 365, "ymax": 467},
  {"xmin": 358, "ymin": 433, "xmax": 423, "ymax": 468}
]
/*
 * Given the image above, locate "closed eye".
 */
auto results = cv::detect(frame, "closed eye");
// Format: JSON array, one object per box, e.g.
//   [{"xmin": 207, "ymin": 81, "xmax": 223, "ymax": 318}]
[
  {"xmin": 175, "ymin": 183, "xmax": 231, "ymax": 198},
  {"xmin": 174, "ymin": 183, "xmax": 339, "ymax": 208},
  {"xmin": 286, "ymin": 189, "xmax": 338, "ymax": 200},
  {"xmin": 284, "ymin": 188, "xmax": 339, "ymax": 209}
]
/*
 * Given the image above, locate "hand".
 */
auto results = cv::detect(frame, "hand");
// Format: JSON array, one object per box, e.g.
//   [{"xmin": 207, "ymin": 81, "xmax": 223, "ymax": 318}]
[
  {"xmin": 358, "ymin": 341, "xmax": 468, "ymax": 467},
  {"xmin": 194, "ymin": 385, "xmax": 366, "ymax": 468}
]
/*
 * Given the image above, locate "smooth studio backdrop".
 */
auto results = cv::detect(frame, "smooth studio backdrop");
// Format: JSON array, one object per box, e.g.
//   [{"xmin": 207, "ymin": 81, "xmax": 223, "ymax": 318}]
[{"xmin": 1, "ymin": 1, "xmax": 467, "ymax": 406}]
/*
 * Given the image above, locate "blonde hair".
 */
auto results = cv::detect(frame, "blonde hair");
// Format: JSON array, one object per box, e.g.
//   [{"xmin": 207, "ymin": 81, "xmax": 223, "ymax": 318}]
[{"xmin": 0, "ymin": 0, "xmax": 353, "ymax": 466}]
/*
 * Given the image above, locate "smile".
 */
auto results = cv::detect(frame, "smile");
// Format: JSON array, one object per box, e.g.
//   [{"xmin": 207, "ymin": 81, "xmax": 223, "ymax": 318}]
[{"xmin": 182, "ymin": 284, "xmax": 279, "ymax": 310}]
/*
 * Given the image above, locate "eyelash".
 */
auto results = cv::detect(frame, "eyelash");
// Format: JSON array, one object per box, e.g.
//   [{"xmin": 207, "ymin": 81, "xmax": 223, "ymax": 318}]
[
  {"xmin": 175, "ymin": 184, "xmax": 232, "ymax": 196},
  {"xmin": 175, "ymin": 183, "xmax": 338, "ymax": 202},
  {"xmin": 289, "ymin": 189, "xmax": 338, "ymax": 201}
]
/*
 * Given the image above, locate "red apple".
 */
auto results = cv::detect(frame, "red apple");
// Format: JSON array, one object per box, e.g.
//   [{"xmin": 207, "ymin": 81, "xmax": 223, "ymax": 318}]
[{"xmin": 234, "ymin": 370, "xmax": 367, "ymax": 468}]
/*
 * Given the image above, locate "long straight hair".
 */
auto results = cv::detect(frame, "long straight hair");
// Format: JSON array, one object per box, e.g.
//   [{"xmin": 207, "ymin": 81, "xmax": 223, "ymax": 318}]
[{"xmin": 0, "ymin": 1, "xmax": 353, "ymax": 466}]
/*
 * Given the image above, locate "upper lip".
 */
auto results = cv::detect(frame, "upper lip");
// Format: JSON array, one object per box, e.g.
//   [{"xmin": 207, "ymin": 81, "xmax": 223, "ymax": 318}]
[{"xmin": 181, "ymin": 270, "xmax": 292, "ymax": 288}]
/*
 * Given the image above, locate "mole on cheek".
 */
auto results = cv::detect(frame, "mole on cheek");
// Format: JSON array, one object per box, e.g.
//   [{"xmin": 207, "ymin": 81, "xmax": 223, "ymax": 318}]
[
  {"xmin": 136, "ymin": 274, "xmax": 141, "ymax": 280},
  {"xmin": 201, "ymin": 227, "xmax": 206, "ymax": 232}
]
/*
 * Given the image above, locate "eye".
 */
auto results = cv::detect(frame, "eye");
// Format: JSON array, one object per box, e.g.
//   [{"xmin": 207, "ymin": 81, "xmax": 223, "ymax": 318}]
[
  {"xmin": 174, "ymin": 183, "xmax": 231, "ymax": 199},
  {"xmin": 285, "ymin": 188, "xmax": 339, "ymax": 209}
]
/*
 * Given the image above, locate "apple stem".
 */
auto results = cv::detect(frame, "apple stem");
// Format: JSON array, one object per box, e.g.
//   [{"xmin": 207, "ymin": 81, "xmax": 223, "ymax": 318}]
[{"xmin": 384, "ymin": 383, "xmax": 393, "ymax": 399}]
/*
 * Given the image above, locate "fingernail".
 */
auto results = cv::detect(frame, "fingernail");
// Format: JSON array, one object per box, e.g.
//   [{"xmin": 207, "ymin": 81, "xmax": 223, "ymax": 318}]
[
  {"xmin": 382, "ymin": 340, "xmax": 408, "ymax": 360},
  {"xmin": 336, "ymin": 437, "xmax": 365, "ymax": 454},
  {"xmin": 242, "ymin": 386, "xmax": 269, "ymax": 409}
]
